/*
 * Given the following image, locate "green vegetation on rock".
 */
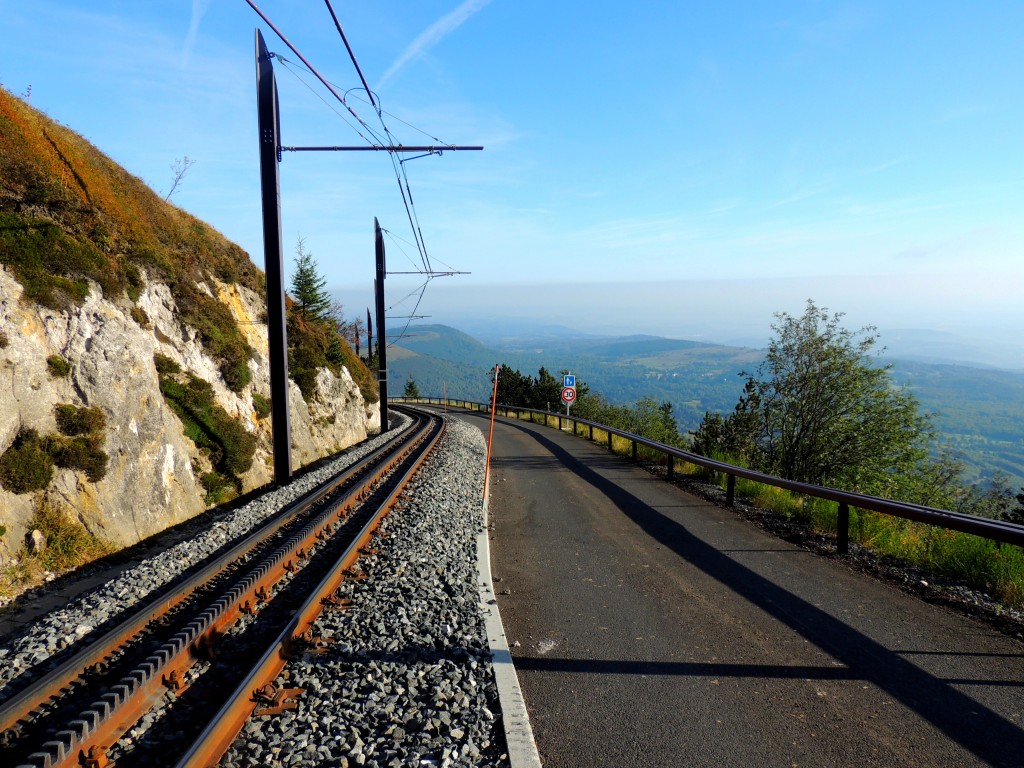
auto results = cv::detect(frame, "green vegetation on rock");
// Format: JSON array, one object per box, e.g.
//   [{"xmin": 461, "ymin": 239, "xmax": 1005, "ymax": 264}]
[
  {"xmin": 0, "ymin": 86, "xmax": 258, "ymax": 392},
  {"xmin": 0, "ymin": 429, "xmax": 54, "ymax": 493},
  {"xmin": 0, "ymin": 404, "xmax": 110, "ymax": 493},
  {"xmin": 25, "ymin": 495, "xmax": 114, "ymax": 572},
  {"xmin": 252, "ymin": 391, "xmax": 271, "ymax": 419},
  {"xmin": 46, "ymin": 354, "xmax": 71, "ymax": 378},
  {"xmin": 49, "ymin": 403, "xmax": 109, "ymax": 481},
  {"xmin": 54, "ymin": 403, "xmax": 105, "ymax": 435},
  {"xmin": 155, "ymin": 353, "xmax": 256, "ymax": 502},
  {"xmin": 0, "ymin": 88, "xmax": 379, "ymax": 410}
]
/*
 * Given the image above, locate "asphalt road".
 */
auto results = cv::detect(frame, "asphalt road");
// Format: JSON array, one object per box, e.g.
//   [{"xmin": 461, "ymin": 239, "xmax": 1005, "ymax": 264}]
[{"xmin": 455, "ymin": 410, "xmax": 1024, "ymax": 768}]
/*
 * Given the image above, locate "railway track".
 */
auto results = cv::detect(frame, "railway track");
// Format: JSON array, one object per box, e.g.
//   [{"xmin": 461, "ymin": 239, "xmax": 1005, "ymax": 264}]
[{"xmin": 1, "ymin": 405, "xmax": 444, "ymax": 768}]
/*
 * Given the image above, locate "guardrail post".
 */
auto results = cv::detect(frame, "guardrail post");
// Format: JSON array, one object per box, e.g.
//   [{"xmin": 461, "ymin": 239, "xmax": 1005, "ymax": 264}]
[
  {"xmin": 588, "ymin": 424, "xmax": 593, "ymax": 440},
  {"xmin": 667, "ymin": 455, "xmax": 674, "ymax": 479},
  {"xmin": 837, "ymin": 503, "xmax": 850, "ymax": 554},
  {"xmin": 558, "ymin": 415, "xmax": 563, "ymax": 430},
  {"xmin": 726, "ymin": 474, "xmax": 736, "ymax": 507},
  {"xmin": 632, "ymin": 440, "xmax": 638, "ymax": 462},
  {"xmin": 608, "ymin": 431, "xmax": 613, "ymax": 450}
]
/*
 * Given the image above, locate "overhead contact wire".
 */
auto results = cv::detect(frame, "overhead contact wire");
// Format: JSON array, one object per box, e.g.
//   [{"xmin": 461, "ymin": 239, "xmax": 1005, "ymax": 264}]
[
  {"xmin": 323, "ymin": 0, "xmax": 377, "ymax": 111},
  {"xmin": 244, "ymin": 0, "xmax": 463, "ymax": 344},
  {"xmin": 243, "ymin": 0, "xmax": 374, "ymax": 133}
]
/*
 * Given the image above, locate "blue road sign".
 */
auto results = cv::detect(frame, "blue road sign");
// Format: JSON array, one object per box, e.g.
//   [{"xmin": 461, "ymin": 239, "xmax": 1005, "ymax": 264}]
[{"xmin": 563, "ymin": 374, "xmax": 576, "ymax": 388}]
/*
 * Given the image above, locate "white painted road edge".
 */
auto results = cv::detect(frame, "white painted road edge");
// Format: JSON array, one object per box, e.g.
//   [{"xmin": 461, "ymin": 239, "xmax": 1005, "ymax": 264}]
[{"xmin": 478, "ymin": 495, "xmax": 544, "ymax": 768}]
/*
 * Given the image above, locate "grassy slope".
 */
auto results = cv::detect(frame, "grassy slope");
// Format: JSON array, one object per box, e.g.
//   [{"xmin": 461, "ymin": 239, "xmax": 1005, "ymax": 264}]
[
  {"xmin": 0, "ymin": 86, "xmax": 375, "ymax": 398},
  {"xmin": 0, "ymin": 87, "xmax": 264, "ymax": 296}
]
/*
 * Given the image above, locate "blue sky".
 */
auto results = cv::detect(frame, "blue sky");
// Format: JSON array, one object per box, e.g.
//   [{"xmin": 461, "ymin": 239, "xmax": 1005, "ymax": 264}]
[{"xmin": 2, "ymin": 1, "xmax": 1023, "ymax": 360}]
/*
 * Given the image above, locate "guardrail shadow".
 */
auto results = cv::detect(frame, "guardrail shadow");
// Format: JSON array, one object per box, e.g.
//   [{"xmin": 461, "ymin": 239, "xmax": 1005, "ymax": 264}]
[{"xmin": 486, "ymin": 413, "xmax": 1024, "ymax": 766}]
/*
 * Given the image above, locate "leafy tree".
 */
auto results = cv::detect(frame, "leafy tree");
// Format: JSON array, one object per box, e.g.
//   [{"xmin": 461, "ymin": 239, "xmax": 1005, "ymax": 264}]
[
  {"xmin": 1005, "ymin": 489, "xmax": 1024, "ymax": 525},
  {"xmin": 533, "ymin": 367, "xmax": 564, "ymax": 410},
  {"xmin": 496, "ymin": 364, "xmax": 534, "ymax": 406},
  {"xmin": 289, "ymin": 237, "xmax": 331, "ymax": 323},
  {"xmin": 695, "ymin": 300, "xmax": 930, "ymax": 494},
  {"xmin": 692, "ymin": 378, "xmax": 761, "ymax": 462},
  {"xmin": 626, "ymin": 397, "xmax": 682, "ymax": 446},
  {"xmin": 403, "ymin": 377, "xmax": 421, "ymax": 399},
  {"xmin": 493, "ymin": 365, "xmax": 589, "ymax": 411},
  {"xmin": 976, "ymin": 471, "xmax": 1015, "ymax": 520}
]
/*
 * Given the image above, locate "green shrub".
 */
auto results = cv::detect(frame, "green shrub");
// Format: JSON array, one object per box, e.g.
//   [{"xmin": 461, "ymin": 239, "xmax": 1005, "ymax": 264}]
[
  {"xmin": 158, "ymin": 369, "xmax": 257, "ymax": 486},
  {"xmin": 123, "ymin": 260, "xmax": 144, "ymax": 301},
  {"xmin": 131, "ymin": 305, "xmax": 150, "ymax": 328},
  {"xmin": 287, "ymin": 309, "xmax": 378, "ymax": 404},
  {"xmin": 252, "ymin": 392, "xmax": 271, "ymax": 419},
  {"xmin": 0, "ymin": 212, "xmax": 109, "ymax": 311},
  {"xmin": 48, "ymin": 405, "xmax": 109, "ymax": 481},
  {"xmin": 153, "ymin": 353, "xmax": 180, "ymax": 376},
  {"xmin": 23, "ymin": 496, "xmax": 114, "ymax": 572},
  {"xmin": 46, "ymin": 355, "xmax": 71, "ymax": 378},
  {"xmin": 49, "ymin": 435, "xmax": 108, "ymax": 482},
  {"xmin": 200, "ymin": 471, "xmax": 235, "ymax": 505},
  {"xmin": 0, "ymin": 429, "xmax": 54, "ymax": 493},
  {"xmin": 54, "ymin": 404, "xmax": 106, "ymax": 436}
]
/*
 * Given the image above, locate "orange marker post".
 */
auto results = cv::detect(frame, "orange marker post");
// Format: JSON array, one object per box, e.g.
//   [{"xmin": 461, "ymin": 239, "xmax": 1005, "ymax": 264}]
[{"xmin": 483, "ymin": 364, "xmax": 499, "ymax": 502}]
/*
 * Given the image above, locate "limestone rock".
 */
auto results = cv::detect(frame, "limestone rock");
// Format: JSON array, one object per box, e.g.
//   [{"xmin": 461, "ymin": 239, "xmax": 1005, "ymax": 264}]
[
  {"xmin": 0, "ymin": 265, "xmax": 377, "ymax": 551},
  {"xmin": 26, "ymin": 529, "xmax": 46, "ymax": 554}
]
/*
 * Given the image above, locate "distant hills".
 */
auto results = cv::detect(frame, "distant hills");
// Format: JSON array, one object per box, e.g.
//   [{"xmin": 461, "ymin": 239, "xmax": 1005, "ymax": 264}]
[{"xmin": 388, "ymin": 324, "xmax": 1024, "ymax": 489}]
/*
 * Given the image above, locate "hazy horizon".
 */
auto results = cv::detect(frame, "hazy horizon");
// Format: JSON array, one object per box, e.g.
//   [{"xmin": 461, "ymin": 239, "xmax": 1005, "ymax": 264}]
[{"xmin": 331, "ymin": 274, "xmax": 1024, "ymax": 371}]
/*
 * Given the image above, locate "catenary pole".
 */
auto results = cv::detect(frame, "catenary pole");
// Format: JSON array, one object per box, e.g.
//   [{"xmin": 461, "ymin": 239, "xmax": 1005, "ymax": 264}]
[
  {"xmin": 255, "ymin": 29, "xmax": 292, "ymax": 484},
  {"xmin": 375, "ymin": 218, "xmax": 388, "ymax": 432}
]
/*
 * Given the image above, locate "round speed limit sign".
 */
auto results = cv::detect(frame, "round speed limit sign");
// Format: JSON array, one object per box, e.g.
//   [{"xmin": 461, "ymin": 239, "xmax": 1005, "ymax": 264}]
[{"xmin": 561, "ymin": 386, "xmax": 577, "ymax": 405}]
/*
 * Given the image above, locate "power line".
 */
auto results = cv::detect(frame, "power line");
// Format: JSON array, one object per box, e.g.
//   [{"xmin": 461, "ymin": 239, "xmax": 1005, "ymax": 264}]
[
  {"xmin": 242, "ymin": 1, "xmax": 481, "ymax": 348},
  {"xmin": 322, "ymin": 0, "xmax": 377, "ymax": 111},
  {"xmin": 242, "ymin": 1, "xmax": 375, "ymax": 136}
]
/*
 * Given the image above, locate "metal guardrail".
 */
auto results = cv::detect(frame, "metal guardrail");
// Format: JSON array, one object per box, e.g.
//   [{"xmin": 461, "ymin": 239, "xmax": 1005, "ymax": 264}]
[{"xmin": 397, "ymin": 397, "xmax": 1024, "ymax": 552}]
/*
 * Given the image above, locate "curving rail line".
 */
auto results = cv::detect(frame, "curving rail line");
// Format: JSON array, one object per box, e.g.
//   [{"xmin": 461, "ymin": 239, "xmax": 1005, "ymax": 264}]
[{"xmin": 2, "ymin": 405, "xmax": 443, "ymax": 768}]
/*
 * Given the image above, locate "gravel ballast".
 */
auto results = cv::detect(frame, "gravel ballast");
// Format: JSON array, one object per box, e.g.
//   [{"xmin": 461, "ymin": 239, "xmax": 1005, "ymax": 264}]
[
  {"xmin": 1, "ymin": 414, "xmax": 512, "ymax": 768},
  {"xmin": 222, "ymin": 416, "xmax": 509, "ymax": 767},
  {"xmin": 0, "ymin": 418, "xmax": 413, "ymax": 698}
]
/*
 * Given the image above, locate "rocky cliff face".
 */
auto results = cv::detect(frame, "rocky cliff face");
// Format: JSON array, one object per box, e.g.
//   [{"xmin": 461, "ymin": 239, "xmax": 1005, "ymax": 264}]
[{"xmin": 0, "ymin": 265, "xmax": 378, "ymax": 556}]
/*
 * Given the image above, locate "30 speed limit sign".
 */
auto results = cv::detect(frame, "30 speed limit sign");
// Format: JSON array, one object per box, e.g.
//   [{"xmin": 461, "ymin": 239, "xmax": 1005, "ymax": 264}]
[{"xmin": 561, "ymin": 386, "xmax": 577, "ymax": 405}]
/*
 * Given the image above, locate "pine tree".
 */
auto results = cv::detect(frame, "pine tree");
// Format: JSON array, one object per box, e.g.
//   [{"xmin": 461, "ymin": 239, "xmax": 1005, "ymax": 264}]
[
  {"xmin": 290, "ymin": 237, "xmax": 331, "ymax": 323},
  {"xmin": 366, "ymin": 308, "xmax": 373, "ymax": 359},
  {"xmin": 403, "ymin": 377, "xmax": 421, "ymax": 399}
]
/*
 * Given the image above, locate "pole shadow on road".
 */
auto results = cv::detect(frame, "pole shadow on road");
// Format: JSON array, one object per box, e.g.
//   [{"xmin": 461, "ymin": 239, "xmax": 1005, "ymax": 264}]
[{"xmin": 485, "ymin": 415, "xmax": 1024, "ymax": 767}]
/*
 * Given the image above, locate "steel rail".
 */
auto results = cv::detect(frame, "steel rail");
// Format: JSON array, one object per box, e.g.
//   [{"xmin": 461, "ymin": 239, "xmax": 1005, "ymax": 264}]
[
  {"xmin": 403, "ymin": 398, "xmax": 1024, "ymax": 550},
  {"xmin": 5, "ymin": 410, "xmax": 436, "ymax": 768},
  {"xmin": 0, "ymin": 413, "xmax": 420, "ymax": 746},
  {"xmin": 175, "ymin": 406, "xmax": 444, "ymax": 767}
]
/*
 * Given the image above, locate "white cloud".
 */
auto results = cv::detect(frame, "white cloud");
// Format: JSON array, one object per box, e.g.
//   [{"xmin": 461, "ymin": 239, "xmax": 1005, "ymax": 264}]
[
  {"xmin": 182, "ymin": 0, "xmax": 213, "ymax": 67},
  {"xmin": 377, "ymin": 0, "xmax": 494, "ymax": 92}
]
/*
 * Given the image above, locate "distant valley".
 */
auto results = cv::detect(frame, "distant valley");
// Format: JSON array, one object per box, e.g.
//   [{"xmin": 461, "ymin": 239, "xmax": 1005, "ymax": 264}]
[{"xmin": 387, "ymin": 324, "xmax": 1024, "ymax": 490}]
